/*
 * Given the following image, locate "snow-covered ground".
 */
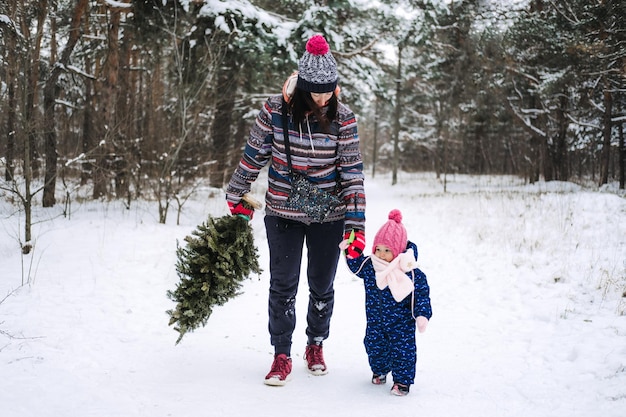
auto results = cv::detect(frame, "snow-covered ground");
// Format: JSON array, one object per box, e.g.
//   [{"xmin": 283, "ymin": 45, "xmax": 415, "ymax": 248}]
[{"xmin": 1, "ymin": 172, "xmax": 625, "ymax": 417}]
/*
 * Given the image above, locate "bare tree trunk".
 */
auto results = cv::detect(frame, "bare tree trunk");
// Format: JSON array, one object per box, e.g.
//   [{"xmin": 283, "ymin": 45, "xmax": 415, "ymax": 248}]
[
  {"xmin": 5, "ymin": 80, "xmax": 17, "ymax": 180},
  {"xmin": 554, "ymin": 94, "xmax": 569, "ymax": 181},
  {"xmin": 528, "ymin": 135, "xmax": 540, "ymax": 184},
  {"xmin": 4, "ymin": 6, "xmax": 17, "ymax": 181},
  {"xmin": 127, "ymin": 36, "xmax": 141, "ymax": 197},
  {"xmin": 114, "ymin": 20, "xmax": 133, "ymax": 201},
  {"xmin": 42, "ymin": 0, "xmax": 89, "ymax": 207},
  {"xmin": 81, "ymin": 10, "xmax": 94, "ymax": 185},
  {"xmin": 22, "ymin": 0, "xmax": 48, "ymax": 179},
  {"xmin": 391, "ymin": 44, "xmax": 402, "ymax": 186},
  {"xmin": 505, "ymin": 96, "xmax": 544, "ymax": 183},
  {"xmin": 94, "ymin": 6, "xmax": 121, "ymax": 198},
  {"xmin": 82, "ymin": 75, "xmax": 95, "ymax": 185},
  {"xmin": 540, "ymin": 135, "xmax": 552, "ymax": 181},
  {"xmin": 42, "ymin": 4, "xmax": 58, "ymax": 207},
  {"xmin": 230, "ymin": 104, "xmax": 249, "ymax": 171},
  {"xmin": 618, "ymin": 121, "xmax": 624, "ymax": 190},
  {"xmin": 371, "ymin": 96, "xmax": 379, "ymax": 178},
  {"xmin": 433, "ymin": 101, "xmax": 442, "ymax": 180},
  {"xmin": 23, "ymin": 101, "xmax": 33, "ymax": 251},
  {"xmin": 209, "ymin": 65, "xmax": 236, "ymax": 188},
  {"xmin": 599, "ymin": 88, "xmax": 612, "ymax": 186},
  {"xmin": 42, "ymin": 81, "xmax": 58, "ymax": 206}
]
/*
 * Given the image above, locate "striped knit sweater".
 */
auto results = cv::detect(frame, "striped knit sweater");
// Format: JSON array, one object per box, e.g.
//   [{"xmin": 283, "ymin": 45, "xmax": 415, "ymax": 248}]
[{"xmin": 225, "ymin": 94, "xmax": 366, "ymax": 233}]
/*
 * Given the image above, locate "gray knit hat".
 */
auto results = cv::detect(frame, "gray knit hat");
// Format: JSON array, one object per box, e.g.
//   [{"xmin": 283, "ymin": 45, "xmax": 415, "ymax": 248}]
[{"xmin": 297, "ymin": 35, "xmax": 338, "ymax": 93}]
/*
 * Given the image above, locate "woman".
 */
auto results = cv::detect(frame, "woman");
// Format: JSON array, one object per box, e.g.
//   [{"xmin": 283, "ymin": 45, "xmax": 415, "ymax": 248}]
[{"xmin": 225, "ymin": 34, "xmax": 366, "ymax": 386}]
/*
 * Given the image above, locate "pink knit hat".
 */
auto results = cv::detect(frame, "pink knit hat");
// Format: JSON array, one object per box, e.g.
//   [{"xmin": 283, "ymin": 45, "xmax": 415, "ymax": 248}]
[{"xmin": 372, "ymin": 209, "xmax": 408, "ymax": 259}]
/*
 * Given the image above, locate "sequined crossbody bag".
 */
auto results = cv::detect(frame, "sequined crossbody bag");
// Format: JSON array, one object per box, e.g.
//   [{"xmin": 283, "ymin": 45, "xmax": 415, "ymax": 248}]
[{"xmin": 281, "ymin": 100, "xmax": 342, "ymax": 222}]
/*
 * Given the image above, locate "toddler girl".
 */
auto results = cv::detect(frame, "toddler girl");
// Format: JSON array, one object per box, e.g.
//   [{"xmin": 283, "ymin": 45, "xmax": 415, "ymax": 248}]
[{"xmin": 342, "ymin": 209, "xmax": 432, "ymax": 396}]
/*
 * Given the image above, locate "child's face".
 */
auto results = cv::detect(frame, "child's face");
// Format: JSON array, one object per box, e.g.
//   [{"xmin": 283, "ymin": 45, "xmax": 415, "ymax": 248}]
[{"xmin": 374, "ymin": 245, "xmax": 394, "ymax": 262}]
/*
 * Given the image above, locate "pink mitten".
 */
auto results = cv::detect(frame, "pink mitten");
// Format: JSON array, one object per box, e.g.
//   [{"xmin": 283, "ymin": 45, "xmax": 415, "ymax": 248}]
[{"xmin": 416, "ymin": 316, "xmax": 429, "ymax": 333}]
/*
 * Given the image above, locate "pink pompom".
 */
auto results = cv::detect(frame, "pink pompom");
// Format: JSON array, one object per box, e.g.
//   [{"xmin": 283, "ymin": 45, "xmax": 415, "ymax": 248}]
[
  {"xmin": 388, "ymin": 209, "xmax": 402, "ymax": 223},
  {"xmin": 306, "ymin": 35, "xmax": 330, "ymax": 56}
]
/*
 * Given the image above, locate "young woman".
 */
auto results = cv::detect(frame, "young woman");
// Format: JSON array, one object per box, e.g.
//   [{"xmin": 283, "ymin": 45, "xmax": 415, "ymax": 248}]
[{"xmin": 225, "ymin": 34, "xmax": 366, "ymax": 386}]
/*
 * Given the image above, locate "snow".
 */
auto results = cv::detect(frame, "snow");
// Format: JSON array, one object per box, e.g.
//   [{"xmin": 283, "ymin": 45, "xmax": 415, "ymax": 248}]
[
  {"xmin": 197, "ymin": 0, "xmax": 297, "ymax": 46},
  {"xmin": 103, "ymin": 0, "xmax": 132, "ymax": 9},
  {"xmin": 1, "ymin": 172, "xmax": 625, "ymax": 417}
]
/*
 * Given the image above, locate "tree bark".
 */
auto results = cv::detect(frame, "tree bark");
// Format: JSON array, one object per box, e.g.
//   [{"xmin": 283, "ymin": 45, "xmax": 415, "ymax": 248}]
[
  {"xmin": 4, "ymin": 9, "xmax": 17, "ymax": 181},
  {"xmin": 114, "ymin": 20, "xmax": 133, "ymax": 200},
  {"xmin": 619, "ymin": 121, "xmax": 624, "ymax": 190},
  {"xmin": 391, "ymin": 44, "xmax": 403, "ymax": 186},
  {"xmin": 553, "ymin": 94, "xmax": 569, "ymax": 181},
  {"xmin": 81, "ymin": 9, "xmax": 94, "ymax": 185},
  {"xmin": 94, "ymin": 6, "xmax": 121, "ymax": 198},
  {"xmin": 23, "ymin": 0, "xmax": 48, "ymax": 179},
  {"xmin": 42, "ymin": 0, "xmax": 89, "ymax": 207},
  {"xmin": 209, "ymin": 63, "xmax": 236, "ymax": 188},
  {"xmin": 599, "ymin": 88, "xmax": 612, "ymax": 186}
]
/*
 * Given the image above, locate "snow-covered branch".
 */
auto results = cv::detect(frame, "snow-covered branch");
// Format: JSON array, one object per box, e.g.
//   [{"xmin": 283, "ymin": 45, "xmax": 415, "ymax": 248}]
[
  {"xmin": 566, "ymin": 113, "xmax": 600, "ymax": 130},
  {"xmin": 100, "ymin": 0, "xmax": 133, "ymax": 10},
  {"xmin": 506, "ymin": 99, "xmax": 547, "ymax": 138},
  {"xmin": 590, "ymin": 99, "xmax": 604, "ymax": 113},
  {"xmin": 65, "ymin": 153, "xmax": 87, "ymax": 167},
  {"xmin": 67, "ymin": 64, "xmax": 96, "ymax": 80},
  {"xmin": 548, "ymin": 0, "xmax": 580, "ymax": 25},
  {"xmin": 505, "ymin": 66, "xmax": 540, "ymax": 85},
  {"xmin": 0, "ymin": 13, "xmax": 25, "ymax": 39},
  {"xmin": 334, "ymin": 38, "xmax": 378, "ymax": 59}
]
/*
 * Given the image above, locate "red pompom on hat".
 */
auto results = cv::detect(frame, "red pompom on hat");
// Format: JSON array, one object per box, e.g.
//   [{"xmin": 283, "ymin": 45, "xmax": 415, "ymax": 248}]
[
  {"xmin": 297, "ymin": 34, "xmax": 338, "ymax": 93},
  {"xmin": 306, "ymin": 35, "xmax": 330, "ymax": 55},
  {"xmin": 372, "ymin": 209, "xmax": 408, "ymax": 259}
]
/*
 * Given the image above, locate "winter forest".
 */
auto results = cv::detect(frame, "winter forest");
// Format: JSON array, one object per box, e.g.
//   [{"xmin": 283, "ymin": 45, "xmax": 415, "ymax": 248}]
[
  {"xmin": 1, "ymin": 0, "xmax": 625, "ymax": 241},
  {"xmin": 1, "ymin": 2, "xmax": 626, "ymax": 415}
]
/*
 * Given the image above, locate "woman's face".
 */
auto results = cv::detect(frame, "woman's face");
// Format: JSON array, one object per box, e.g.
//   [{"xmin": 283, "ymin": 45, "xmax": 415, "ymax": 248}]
[{"xmin": 310, "ymin": 91, "xmax": 333, "ymax": 108}]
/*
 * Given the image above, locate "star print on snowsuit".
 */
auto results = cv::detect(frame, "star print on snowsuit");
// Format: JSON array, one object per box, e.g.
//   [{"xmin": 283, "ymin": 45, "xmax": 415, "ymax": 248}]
[{"xmin": 346, "ymin": 241, "xmax": 432, "ymax": 386}]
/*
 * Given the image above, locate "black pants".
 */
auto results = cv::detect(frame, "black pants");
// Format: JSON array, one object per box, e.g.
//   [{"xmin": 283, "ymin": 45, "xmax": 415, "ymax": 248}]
[{"xmin": 264, "ymin": 216, "xmax": 344, "ymax": 356}]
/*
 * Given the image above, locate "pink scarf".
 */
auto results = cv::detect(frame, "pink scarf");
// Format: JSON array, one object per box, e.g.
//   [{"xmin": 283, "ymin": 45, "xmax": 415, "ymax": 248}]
[{"xmin": 371, "ymin": 251, "xmax": 416, "ymax": 302}]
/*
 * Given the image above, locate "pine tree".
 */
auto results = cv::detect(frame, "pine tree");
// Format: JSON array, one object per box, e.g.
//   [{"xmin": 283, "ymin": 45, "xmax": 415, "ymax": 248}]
[{"xmin": 167, "ymin": 214, "xmax": 262, "ymax": 344}]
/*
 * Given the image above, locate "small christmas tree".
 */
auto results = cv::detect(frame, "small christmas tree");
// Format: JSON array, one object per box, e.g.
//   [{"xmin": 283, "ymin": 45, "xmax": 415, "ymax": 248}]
[{"xmin": 167, "ymin": 205, "xmax": 262, "ymax": 344}]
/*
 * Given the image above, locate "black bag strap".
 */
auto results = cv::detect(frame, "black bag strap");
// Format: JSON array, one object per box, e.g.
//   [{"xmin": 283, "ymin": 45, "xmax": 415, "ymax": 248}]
[
  {"xmin": 281, "ymin": 98, "xmax": 341, "ymax": 191},
  {"xmin": 281, "ymin": 98, "xmax": 294, "ymax": 177}
]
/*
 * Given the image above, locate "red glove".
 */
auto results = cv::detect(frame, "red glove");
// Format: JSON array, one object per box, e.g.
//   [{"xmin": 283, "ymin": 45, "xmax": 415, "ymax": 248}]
[
  {"xmin": 228, "ymin": 201, "xmax": 254, "ymax": 220},
  {"xmin": 343, "ymin": 230, "xmax": 365, "ymax": 259}
]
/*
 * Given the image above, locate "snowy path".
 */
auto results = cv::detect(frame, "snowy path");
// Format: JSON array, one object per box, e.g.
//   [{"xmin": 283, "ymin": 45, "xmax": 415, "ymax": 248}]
[{"xmin": 1, "ymin": 173, "xmax": 624, "ymax": 417}]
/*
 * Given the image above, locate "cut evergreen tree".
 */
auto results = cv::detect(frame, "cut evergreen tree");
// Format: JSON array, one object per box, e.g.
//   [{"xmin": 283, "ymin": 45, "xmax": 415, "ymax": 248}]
[{"xmin": 167, "ymin": 195, "xmax": 262, "ymax": 344}]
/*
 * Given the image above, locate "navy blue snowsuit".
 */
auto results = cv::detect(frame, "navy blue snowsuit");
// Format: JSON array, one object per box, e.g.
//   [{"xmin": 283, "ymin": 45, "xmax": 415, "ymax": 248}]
[{"xmin": 346, "ymin": 241, "xmax": 432, "ymax": 386}]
